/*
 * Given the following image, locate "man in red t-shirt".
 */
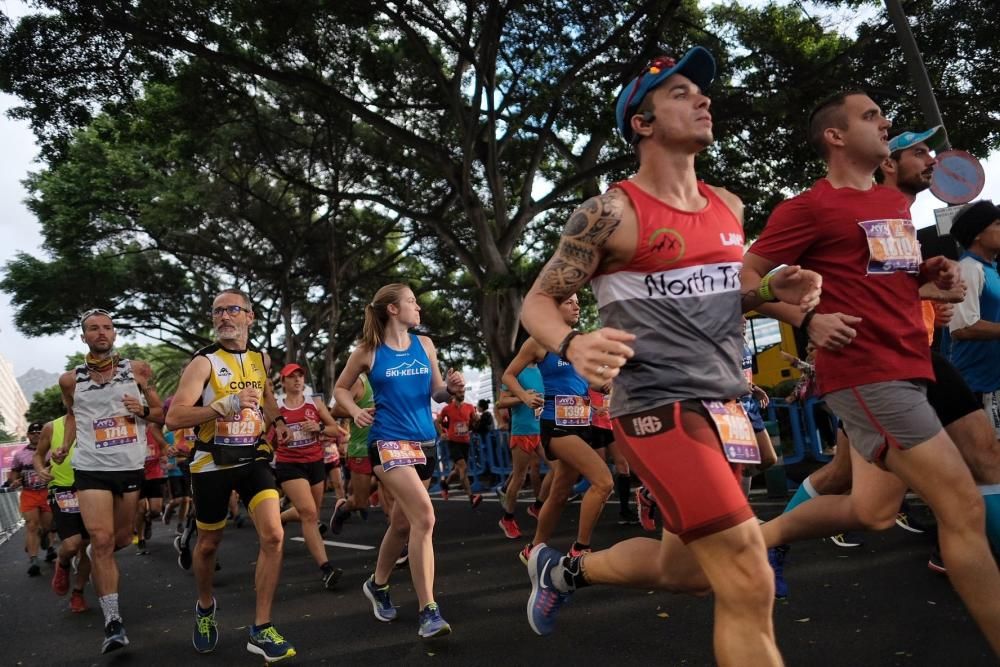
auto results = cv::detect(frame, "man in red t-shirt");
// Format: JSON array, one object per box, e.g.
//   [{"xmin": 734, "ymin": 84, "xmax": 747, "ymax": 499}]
[
  {"xmin": 436, "ymin": 392, "xmax": 482, "ymax": 507},
  {"xmin": 744, "ymin": 90, "xmax": 1000, "ymax": 656}
]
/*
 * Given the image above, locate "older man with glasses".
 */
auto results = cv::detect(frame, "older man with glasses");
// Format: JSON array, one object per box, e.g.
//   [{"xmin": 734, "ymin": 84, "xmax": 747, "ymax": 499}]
[{"xmin": 166, "ymin": 288, "xmax": 295, "ymax": 663}]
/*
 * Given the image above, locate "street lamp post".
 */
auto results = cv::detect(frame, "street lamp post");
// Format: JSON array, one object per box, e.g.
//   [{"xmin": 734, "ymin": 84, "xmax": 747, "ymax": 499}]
[{"xmin": 883, "ymin": 0, "xmax": 951, "ymax": 151}]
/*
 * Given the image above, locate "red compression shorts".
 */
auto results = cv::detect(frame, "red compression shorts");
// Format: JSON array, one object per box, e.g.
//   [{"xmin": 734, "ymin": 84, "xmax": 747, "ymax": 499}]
[{"xmin": 612, "ymin": 401, "xmax": 753, "ymax": 543}]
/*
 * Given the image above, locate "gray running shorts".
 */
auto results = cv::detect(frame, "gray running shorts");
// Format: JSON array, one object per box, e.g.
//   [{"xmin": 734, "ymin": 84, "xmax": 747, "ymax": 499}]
[{"xmin": 824, "ymin": 380, "xmax": 943, "ymax": 462}]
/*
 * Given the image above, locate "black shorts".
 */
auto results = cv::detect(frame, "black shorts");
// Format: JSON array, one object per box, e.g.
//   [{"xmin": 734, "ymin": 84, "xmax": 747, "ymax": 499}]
[
  {"xmin": 590, "ymin": 426, "xmax": 615, "ymax": 450},
  {"xmin": 928, "ymin": 350, "xmax": 980, "ymax": 427},
  {"xmin": 275, "ymin": 460, "xmax": 326, "ymax": 486},
  {"xmin": 191, "ymin": 462, "xmax": 278, "ymax": 531},
  {"xmin": 140, "ymin": 478, "xmax": 165, "ymax": 499},
  {"xmin": 540, "ymin": 419, "xmax": 594, "ymax": 462},
  {"xmin": 74, "ymin": 469, "xmax": 143, "ymax": 496},
  {"xmin": 49, "ymin": 487, "xmax": 88, "ymax": 541},
  {"xmin": 167, "ymin": 475, "xmax": 191, "ymax": 499},
  {"xmin": 446, "ymin": 440, "xmax": 470, "ymax": 462},
  {"xmin": 368, "ymin": 443, "xmax": 437, "ymax": 481}
]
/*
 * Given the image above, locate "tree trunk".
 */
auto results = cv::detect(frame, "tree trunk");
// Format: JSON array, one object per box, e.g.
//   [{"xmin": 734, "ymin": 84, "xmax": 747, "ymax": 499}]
[{"xmin": 480, "ymin": 281, "xmax": 522, "ymax": 399}]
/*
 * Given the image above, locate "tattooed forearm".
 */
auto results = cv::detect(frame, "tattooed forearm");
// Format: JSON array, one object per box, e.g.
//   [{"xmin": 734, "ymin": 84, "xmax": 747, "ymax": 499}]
[
  {"xmin": 740, "ymin": 289, "xmax": 762, "ymax": 312},
  {"xmin": 538, "ymin": 258, "xmax": 590, "ymax": 301}
]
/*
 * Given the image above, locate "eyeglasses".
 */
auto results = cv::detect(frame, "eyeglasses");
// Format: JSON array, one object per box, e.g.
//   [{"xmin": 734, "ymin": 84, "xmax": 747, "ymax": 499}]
[
  {"xmin": 80, "ymin": 308, "xmax": 114, "ymax": 328},
  {"xmin": 212, "ymin": 305, "xmax": 250, "ymax": 317}
]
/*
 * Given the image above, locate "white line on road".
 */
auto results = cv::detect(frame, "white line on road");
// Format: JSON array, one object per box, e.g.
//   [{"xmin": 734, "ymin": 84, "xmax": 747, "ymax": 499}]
[{"xmin": 290, "ymin": 537, "xmax": 375, "ymax": 551}]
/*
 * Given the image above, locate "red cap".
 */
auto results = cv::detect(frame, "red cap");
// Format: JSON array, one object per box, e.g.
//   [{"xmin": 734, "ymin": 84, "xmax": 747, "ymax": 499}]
[{"xmin": 279, "ymin": 363, "xmax": 305, "ymax": 378}]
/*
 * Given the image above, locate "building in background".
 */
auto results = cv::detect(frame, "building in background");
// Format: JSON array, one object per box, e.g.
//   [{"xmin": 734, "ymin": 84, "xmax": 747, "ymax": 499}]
[{"xmin": 0, "ymin": 353, "xmax": 29, "ymax": 438}]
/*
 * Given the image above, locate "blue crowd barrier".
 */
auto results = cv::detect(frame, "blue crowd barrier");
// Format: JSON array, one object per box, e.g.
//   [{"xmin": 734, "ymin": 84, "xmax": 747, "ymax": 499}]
[
  {"xmin": 0, "ymin": 488, "xmax": 23, "ymax": 546},
  {"xmin": 429, "ymin": 430, "xmax": 552, "ymax": 495},
  {"xmin": 766, "ymin": 397, "xmax": 833, "ymax": 465}
]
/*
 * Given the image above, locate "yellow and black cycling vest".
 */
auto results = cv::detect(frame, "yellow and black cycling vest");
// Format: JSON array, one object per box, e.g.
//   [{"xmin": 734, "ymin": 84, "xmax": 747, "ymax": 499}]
[{"xmin": 189, "ymin": 343, "xmax": 268, "ymax": 474}]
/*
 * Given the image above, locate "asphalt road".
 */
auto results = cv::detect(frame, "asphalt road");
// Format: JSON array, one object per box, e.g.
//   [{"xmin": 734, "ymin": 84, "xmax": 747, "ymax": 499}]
[{"xmin": 2, "ymin": 490, "xmax": 996, "ymax": 666}]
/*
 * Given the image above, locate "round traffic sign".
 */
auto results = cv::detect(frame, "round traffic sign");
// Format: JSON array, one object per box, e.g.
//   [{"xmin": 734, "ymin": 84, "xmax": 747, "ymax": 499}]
[{"xmin": 930, "ymin": 150, "xmax": 985, "ymax": 204}]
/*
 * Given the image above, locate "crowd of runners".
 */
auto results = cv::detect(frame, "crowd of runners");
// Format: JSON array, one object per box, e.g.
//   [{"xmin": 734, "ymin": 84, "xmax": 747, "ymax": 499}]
[{"xmin": 5, "ymin": 45, "xmax": 1000, "ymax": 665}]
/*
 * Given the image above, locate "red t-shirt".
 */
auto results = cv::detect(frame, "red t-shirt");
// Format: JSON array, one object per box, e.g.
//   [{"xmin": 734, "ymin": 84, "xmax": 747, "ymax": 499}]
[
  {"xmin": 439, "ymin": 402, "xmax": 476, "ymax": 443},
  {"xmin": 144, "ymin": 426, "xmax": 165, "ymax": 480},
  {"xmin": 275, "ymin": 396, "xmax": 324, "ymax": 463},
  {"xmin": 749, "ymin": 179, "xmax": 932, "ymax": 395},
  {"xmin": 589, "ymin": 389, "xmax": 612, "ymax": 430}
]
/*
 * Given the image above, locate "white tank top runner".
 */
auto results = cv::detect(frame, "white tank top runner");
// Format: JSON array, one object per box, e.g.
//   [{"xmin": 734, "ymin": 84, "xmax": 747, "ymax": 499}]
[{"xmin": 71, "ymin": 358, "xmax": 148, "ymax": 472}]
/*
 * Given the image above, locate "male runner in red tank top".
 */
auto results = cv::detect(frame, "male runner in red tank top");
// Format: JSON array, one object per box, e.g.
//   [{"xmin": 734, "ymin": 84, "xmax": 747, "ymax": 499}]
[{"xmin": 519, "ymin": 46, "xmax": 820, "ymax": 665}]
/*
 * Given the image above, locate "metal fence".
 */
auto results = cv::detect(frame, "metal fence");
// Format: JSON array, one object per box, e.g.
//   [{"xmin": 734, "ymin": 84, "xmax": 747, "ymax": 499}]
[{"xmin": 0, "ymin": 488, "xmax": 23, "ymax": 546}]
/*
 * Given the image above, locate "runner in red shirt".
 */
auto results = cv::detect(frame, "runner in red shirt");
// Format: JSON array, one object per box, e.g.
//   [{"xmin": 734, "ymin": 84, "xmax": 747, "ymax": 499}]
[
  {"xmin": 745, "ymin": 90, "xmax": 1000, "ymax": 656},
  {"xmin": 134, "ymin": 424, "xmax": 168, "ymax": 554},
  {"xmin": 436, "ymin": 393, "xmax": 483, "ymax": 507},
  {"xmin": 273, "ymin": 363, "xmax": 344, "ymax": 590}
]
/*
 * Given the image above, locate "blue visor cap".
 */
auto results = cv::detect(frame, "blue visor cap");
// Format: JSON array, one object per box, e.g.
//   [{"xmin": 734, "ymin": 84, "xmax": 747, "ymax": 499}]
[
  {"xmin": 889, "ymin": 125, "xmax": 946, "ymax": 153},
  {"xmin": 616, "ymin": 46, "xmax": 716, "ymax": 144}
]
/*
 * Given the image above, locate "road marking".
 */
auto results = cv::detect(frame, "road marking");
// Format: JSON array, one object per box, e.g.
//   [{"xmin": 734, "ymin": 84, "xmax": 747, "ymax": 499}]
[{"xmin": 290, "ymin": 537, "xmax": 375, "ymax": 551}]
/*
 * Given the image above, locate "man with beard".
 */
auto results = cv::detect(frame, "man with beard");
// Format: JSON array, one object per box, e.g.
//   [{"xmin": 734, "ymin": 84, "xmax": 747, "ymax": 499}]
[
  {"xmin": 166, "ymin": 289, "xmax": 295, "ymax": 662},
  {"xmin": 52, "ymin": 309, "xmax": 163, "ymax": 654}
]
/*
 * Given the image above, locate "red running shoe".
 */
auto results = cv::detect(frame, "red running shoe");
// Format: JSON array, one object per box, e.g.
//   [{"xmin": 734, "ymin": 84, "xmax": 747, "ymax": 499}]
[
  {"xmin": 51, "ymin": 560, "xmax": 70, "ymax": 596},
  {"xmin": 70, "ymin": 589, "xmax": 88, "ymax": 613},
  {"xmin": 499, "ymin": 516, "xmax": 521, "ymax": 539}
]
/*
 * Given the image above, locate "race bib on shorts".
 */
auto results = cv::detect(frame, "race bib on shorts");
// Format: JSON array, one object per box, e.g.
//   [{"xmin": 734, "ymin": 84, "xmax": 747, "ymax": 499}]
[
  {"xmin": 858, "ymin": 219, "xmax": 920, "ymax": 275},
  {"xmin": 286, "ymin": 422, "xmax": 318, "ymax": 449},
  {"xmin": 93, "ymin": 416, "xmax": 138, "ymax": 449},
  {"xmin": 54, "ymin": 490, "xmax": 80, "ymax": 514},
  {"xmin": 375, "ymin": 440, "xmax": 427, "ymax": 472},
  {"xmin": 703, "ymin": 400, "xmax": 761, "ymax": 464},
  {"xmin": 555, "ymin": 395, "xmax": 591, "ymax": 427},
  {"xmin": 214, "ymin": 408, "xmax": 264, "ymax": 447}
]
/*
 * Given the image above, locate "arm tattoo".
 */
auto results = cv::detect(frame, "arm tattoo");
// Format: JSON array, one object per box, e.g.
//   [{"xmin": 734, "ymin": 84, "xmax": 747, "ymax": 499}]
[
  {"xmin": 537, "ymin": 192, "xmax": 623, "ymax": 301},
  {"xmin": 740, "ymin": 289, "xmax": 761, "ymax": 312}
]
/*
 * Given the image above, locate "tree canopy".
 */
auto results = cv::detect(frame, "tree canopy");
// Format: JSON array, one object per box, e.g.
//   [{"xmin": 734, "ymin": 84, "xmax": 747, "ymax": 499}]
[{"xmin": 3, "ymin": 0, "xmax": 999, "ymax": 383}]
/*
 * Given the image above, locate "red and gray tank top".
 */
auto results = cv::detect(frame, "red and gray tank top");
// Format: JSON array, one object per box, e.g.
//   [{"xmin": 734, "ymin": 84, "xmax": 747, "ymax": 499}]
[{"xmin": 592, "ymin": 180, "xmax": 747, "ymax": 418}]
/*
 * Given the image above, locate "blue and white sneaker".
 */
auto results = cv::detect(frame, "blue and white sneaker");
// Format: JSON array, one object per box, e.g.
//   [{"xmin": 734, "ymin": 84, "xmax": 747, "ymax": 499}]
[
  {"xmin": 768, "ymin": 545, "xmax": 789, "ymax": 599},
  {"xmin": 417, "ymin": 602, "xmax": 452, "ymax": 638},
  {"xmin": 526, "ymin": 543, "xmax": 572, "ymax": 636},
  {"xmin": 101, "ymin": 619, "xmax": 129, "ymax": 654},
  {"xmin": 246, "ymin": 624, "xmax": 296, "ymax": 663},
  {"xmin": 192, "ymin": 599, "xmax": 219, "ymax": 653},
  {"xmin": 363, "ymin": 575, "xmax": 398, "ymax": 621}
]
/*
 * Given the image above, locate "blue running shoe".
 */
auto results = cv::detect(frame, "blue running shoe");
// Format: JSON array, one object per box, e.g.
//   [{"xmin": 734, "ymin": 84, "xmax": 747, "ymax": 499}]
[
  {"xmin": 192, "ymin": 599, "xmax": 219, "ymax": 653},
  {"xmin": 363, "ymin": 575, "xmax": 397, "ymax": 621},
  {"xmin": 526, "ymin": 543, "xmax": 572, "ymax": 636},
  {"xmin": 246, "ymin": 624, "xmax": 296, "ymax": 663},
  {"xmin": 768, "ymin": 545, "xmax": 790, "ymax": 599},
  {"xmin": 417, "ymin": 602, "xmax": 452, "ymax": 638},
  {"xmin": 101, "ymin": 619, "xmax": 129, "ymax": 654}
]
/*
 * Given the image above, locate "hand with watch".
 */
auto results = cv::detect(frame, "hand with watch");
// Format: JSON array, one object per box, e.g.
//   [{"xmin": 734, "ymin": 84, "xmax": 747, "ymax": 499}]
[
  {"xmin": 271, "ymin": 414, "xmax": 291, "ymax": 445},
  {"xmin": 758, "ymin": 264, "xmax": 822, "ymax": 312},
  {"xmin": 557, "ymin": 328, "xmax": 636, "ymax": 387},
  {"xmin": 445, "ymin": 367, "xmax": 465, "ymax": 395},
  {"xmin": 801, "ymin": 310, "xmax": 863, "ymax": 351}
]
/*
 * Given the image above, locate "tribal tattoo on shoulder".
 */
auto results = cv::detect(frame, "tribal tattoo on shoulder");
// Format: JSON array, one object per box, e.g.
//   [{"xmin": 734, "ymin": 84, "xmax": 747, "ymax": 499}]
[{"xmin": 538, "ymin": 191, "xmax": 624, "ymax": 301}]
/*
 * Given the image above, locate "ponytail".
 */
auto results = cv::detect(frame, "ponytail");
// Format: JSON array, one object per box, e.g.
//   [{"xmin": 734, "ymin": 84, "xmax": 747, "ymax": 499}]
[{"xmin": 360, "ymin": 283, "xmax": 411, "ymax": 351}]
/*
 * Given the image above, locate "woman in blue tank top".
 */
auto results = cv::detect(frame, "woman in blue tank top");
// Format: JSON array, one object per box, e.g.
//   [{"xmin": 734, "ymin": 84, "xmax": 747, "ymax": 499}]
[
  {"xmin": 501, "ymin": 294, "xmax": 613, "ymax": 562},
  {"xmin": 334, "ymin": 283, "xmax": 463, "ymax": 639}
]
